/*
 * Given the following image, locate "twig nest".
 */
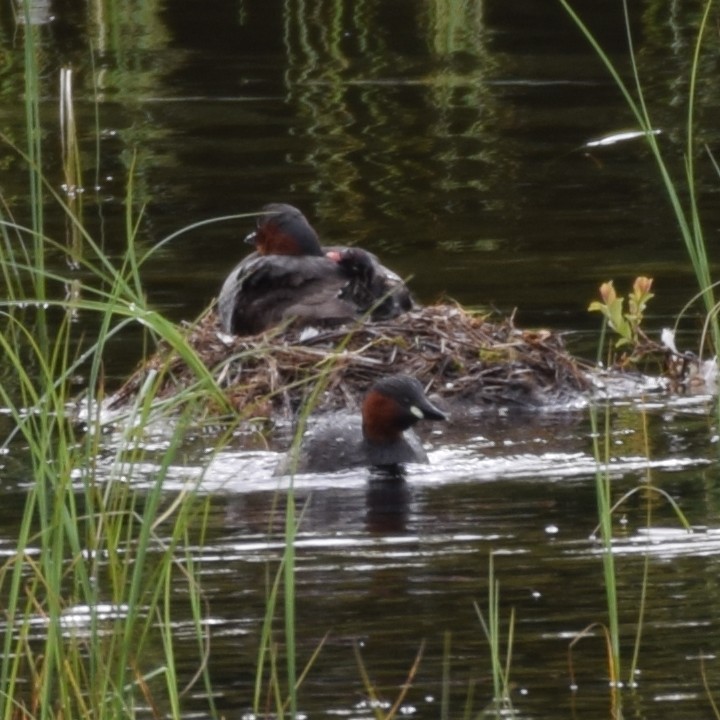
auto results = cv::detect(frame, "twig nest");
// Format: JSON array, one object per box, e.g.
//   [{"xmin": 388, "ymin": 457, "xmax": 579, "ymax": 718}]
[{"xmin": 108, "ymin": 303, "xmax": 593, "ymax": 419}]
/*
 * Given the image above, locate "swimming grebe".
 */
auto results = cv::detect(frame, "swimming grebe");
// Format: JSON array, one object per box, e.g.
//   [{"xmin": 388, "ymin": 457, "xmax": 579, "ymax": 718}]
[
  {"xmin": 218, "ymin": 204, "xmax": 413, "ymax": 335},
  {"xmin": 274, "ymin": 374, "xmax": 447, "ymax": 475}
]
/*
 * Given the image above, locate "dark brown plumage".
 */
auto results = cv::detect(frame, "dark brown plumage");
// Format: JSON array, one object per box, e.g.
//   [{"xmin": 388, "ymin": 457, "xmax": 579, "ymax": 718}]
[{"xmin": 218, "ymin": 203, "xmax": 414, "ymax": 336}]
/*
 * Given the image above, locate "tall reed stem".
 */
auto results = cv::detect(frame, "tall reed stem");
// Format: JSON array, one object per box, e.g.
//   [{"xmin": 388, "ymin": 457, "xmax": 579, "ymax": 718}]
[
  {"xmin": 559, "ymin": 0, "xmax": 719, "ymax": 355},
  {"xmin": 20, "ymin": 0, "xmax": 47, "ymax": 350},
  {"xmin": 589, "ymin": 406, "xmax": 621, "ymax": 686}
]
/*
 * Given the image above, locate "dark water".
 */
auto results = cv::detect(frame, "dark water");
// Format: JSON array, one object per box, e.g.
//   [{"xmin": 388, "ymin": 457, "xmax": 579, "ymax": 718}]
[{"xmin": 3, "ymin": 1, "xmax": 720, "ymax": 718}]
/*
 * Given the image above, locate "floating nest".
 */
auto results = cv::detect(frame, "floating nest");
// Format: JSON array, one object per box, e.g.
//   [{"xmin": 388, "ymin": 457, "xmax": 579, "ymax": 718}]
[{"xmin": 108, "ymin": 303, "xmax": 596, "ymax": 420}]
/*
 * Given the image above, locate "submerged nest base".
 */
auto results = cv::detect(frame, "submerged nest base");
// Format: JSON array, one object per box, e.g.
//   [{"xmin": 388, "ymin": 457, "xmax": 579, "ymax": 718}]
[{"xmin": 108, "ymin": 304, "xmax": 594, "ymax": 419}]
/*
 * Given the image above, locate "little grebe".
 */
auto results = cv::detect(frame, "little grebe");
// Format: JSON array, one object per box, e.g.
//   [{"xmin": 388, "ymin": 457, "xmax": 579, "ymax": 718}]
[
  {"xmin": 274, "ymin": 374, "xmax": 447, "ymax": 475},
  {"xmin": 218, "ymin": 203, "xmax": 413, "ymax": 335}
]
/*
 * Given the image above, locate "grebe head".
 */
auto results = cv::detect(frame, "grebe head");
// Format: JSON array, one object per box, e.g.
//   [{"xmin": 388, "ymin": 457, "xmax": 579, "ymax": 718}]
[
  {"xmin": 245, "ymin": 203, "xmax": 324, "ymax": 257},
  {"xmin": 361, "ymin": 375, "xmax": 447, "ymax": 445}
]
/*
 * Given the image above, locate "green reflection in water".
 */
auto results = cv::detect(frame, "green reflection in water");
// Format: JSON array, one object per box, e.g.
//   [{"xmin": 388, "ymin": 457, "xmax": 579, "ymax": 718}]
[{"xmin": 279, "ymin": 0, "xmax": 507, "ymax": 256}]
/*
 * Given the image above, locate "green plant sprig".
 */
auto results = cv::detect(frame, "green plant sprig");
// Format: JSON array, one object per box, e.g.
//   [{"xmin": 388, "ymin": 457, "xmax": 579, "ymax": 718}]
[{"xmin": 588, "ymin": 276, "xmax": 654, "ymax": 350}]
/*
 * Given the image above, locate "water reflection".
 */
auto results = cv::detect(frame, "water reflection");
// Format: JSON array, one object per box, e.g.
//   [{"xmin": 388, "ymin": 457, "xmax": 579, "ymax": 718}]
[
  {"xmin": 3, "ymin": 0, "xmax": 715, "ymax": 325},
  {"xmin": 365, "ymin": 469, "xmax": 410, "ymax": 533},
  {"xmin": 180, "ymin": 443, "xmax": 720, "ymax": 718},
  {"xmin": 2, "ymin": 396, "xmax": 720, "ymax": 717}
]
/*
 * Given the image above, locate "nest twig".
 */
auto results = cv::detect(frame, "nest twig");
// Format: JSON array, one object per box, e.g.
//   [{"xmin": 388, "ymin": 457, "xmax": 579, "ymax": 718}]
[{"xmin": 108, "ymin": 303, "xmax": 594, "ymax": 417}]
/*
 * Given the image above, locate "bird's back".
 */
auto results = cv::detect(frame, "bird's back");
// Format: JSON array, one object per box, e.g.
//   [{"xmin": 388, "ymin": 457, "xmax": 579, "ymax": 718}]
[{"xmin": 218, "ymin": 254, "xmax": 357, "ymax": 335}]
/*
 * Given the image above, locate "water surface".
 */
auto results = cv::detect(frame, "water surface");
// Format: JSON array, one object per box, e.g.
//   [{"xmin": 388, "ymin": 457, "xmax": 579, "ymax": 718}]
[{"xmin": 2, "ymin": 1, "xmax": 720, "ymax": 718}]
